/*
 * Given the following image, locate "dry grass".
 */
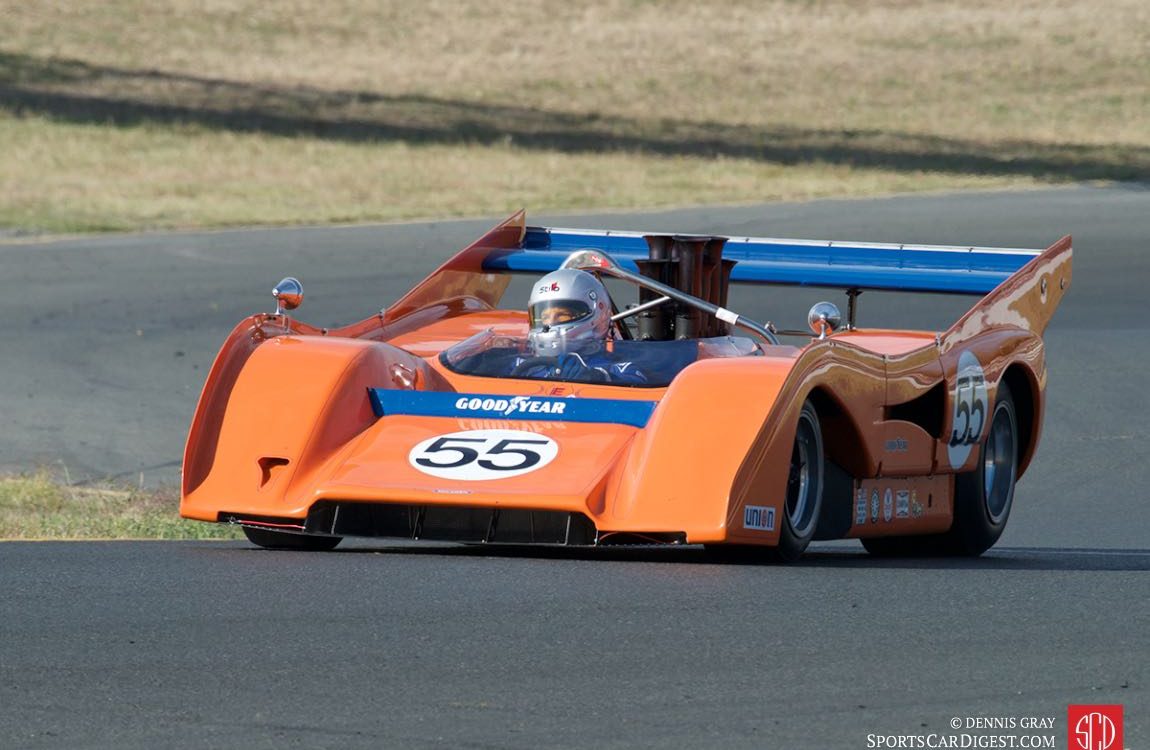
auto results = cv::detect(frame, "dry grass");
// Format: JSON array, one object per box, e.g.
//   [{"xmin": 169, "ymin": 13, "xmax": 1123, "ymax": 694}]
[
  {"xmin": 0, "ymin": 472, "xmax": 240, "ymax": 540},
  {"xmin": 0, "ymin": 115, "xmax": 1034, "ymax": 233},
  {"xmin": 1, "ymin": 0, "xmax": 1148, "ymax": 231}
]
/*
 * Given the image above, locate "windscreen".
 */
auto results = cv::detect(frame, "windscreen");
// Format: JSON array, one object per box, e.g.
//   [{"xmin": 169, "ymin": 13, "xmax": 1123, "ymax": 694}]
[{"xmin": 440, "ymin": 330, "xmax": 762, "ymax": 387}]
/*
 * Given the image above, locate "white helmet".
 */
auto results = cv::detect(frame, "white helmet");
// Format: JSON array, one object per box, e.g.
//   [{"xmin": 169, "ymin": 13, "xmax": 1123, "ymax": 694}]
[{"xmin": 527, "ymin": 269, "xmax": 612, "ymax": 355}]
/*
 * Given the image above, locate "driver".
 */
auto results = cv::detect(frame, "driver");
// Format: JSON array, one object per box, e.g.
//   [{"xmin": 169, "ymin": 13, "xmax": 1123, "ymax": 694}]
[{"xmin": 511, "ymin": 269, "xmax": 647, "ymax": 384}]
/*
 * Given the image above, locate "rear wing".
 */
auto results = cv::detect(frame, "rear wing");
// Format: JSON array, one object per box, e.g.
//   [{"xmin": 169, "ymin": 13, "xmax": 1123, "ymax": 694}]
[
  {"xmin": 484, "ymin": 226, "xmax": 1049, "ymax": 295},
  {"xmin": 386, "ymin": 211, "xmax": 1070, "ymax": 337}
]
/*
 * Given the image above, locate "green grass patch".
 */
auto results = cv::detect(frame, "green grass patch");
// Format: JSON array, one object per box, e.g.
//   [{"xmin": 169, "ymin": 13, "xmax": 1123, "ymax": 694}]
[{"xmin": 0, "ymin": 473, "xmax": 240, "ymax": 540}]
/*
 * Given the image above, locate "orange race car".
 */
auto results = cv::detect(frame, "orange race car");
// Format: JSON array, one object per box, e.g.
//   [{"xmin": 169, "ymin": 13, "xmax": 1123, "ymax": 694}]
[{"xmin": 180, "ymin": 211, "xmax": 1071, "ymax": 560}]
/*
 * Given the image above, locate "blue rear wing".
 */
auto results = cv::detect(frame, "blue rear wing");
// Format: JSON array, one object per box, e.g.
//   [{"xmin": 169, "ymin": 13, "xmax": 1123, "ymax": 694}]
[{"xmin": 482, "ymin": 227, "xmax": 1045, "ymax": 295}]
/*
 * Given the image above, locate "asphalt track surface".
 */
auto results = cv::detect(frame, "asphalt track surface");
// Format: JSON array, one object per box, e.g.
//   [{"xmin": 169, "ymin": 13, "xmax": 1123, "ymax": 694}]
[{"xmin": 1, "ymin": 186, "xmax": 1147, "ymax": 748}]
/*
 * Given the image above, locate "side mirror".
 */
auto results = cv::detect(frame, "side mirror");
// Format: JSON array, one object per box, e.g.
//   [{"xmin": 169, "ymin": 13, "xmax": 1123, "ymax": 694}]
[
  {"xmin": 807, "ymin": 301, "xmax": 842, "ymax": 339},
  {"xmin": 273, "ymin": 277, "xmax": 303, "ymax": 315},
  {"xmin": 560, "ymin": 249, "xmax": 619, "ymax": 272}
]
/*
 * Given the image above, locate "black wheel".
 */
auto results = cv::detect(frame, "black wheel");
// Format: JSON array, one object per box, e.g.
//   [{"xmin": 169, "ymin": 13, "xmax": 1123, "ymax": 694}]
[
  {"xmin": 242, "ymin": 526, "xmax": 342, "ymax": 551},
  {"xmin": 861, "ymin": 381, "xmax": 1018, "ymax": 558},
  {"xmin": 772, "ymin": 400, "xmax": 825, "ymax": 562},
  {"xmin": 947, "ymin": 380, "xmax": 1018, "ymax": 555}
]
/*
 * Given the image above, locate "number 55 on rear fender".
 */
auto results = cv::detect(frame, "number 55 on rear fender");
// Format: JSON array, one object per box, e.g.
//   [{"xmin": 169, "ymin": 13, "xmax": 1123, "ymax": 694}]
[{"xmin": 179, "ymin": 211, "xmax": 1071, "ymax": 560}]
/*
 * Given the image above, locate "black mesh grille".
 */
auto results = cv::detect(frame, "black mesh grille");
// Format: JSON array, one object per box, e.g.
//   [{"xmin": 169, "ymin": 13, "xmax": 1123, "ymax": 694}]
[{"xmin": 304, "ymin": 501, "xmax": 598, "ymax": 545}]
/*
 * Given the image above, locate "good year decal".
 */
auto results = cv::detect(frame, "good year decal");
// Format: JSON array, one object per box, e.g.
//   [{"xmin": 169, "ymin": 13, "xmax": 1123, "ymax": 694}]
[{"xmin": 408, "ymin": 429, "xmax": 559, "ymax": 480}]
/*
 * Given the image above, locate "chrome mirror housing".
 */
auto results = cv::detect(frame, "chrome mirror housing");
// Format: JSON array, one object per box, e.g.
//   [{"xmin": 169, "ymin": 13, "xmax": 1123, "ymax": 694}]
[
  {"xmin": 273, "ymin": 277, "xmax": 303, "ymax": 316},
  {"xmin": 807, "ymin": 301, "xmax": 842, "ymax": 339},
  {"xmin": 560, "ymin": 249, "xmax": 620, "ymax": 272}
]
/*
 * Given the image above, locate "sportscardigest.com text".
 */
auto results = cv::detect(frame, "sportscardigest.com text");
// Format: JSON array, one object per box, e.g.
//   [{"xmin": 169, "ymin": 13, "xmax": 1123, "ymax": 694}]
[
  {"xmin": 866, "ymin": 717, "xmax": 1057, "ymax": 749},
  {"xmin": 866, "ymin": 735, "xmax": 1054, "ymax": 749}
]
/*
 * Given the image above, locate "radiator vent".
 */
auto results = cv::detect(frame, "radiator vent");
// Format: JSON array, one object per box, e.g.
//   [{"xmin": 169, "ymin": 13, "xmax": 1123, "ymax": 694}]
[{"xmin": 304, "ymin": 502, "xmax": 598, "ymax": 545}]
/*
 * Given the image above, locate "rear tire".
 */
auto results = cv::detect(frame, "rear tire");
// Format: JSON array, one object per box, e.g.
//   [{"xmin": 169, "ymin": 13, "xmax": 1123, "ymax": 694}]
[
  {"xmin": 861, "ymin": 381, "xmax": 1018, "ymax": 558},
  {"xmin": 242, "ymin": 526, "xmax": 342, "ymax": 551},
  {"xmin": 946, "ymin": 380, "xmax": 1018, "ymax": 555}
]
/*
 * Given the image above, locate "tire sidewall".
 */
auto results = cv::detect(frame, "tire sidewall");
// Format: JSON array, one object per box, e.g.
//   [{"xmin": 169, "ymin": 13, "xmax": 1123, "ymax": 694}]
[
  {"xmin": 952, "ymin": 381, "xmax": 1017, "ymax": 554},
  {"xmin": 775, "ymin": 401, "xmax": 824, "ymax": 561}
]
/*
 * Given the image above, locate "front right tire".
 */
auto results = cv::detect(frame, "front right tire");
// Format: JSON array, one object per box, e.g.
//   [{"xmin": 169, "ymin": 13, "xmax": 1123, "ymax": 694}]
[
  {"xmin": 772, "ymin": 400, "xmax": 825, "ymax": 561},
  {"xmin": 705, "ymin": 399, "xmax": 825, "ymax": 563}
]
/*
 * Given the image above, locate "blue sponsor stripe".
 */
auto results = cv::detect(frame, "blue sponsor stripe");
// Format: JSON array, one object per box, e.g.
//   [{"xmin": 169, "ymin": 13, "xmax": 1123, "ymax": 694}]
[
  {"xmin": 369, "ymin": 389, "xmax": 657, "ymax": 428},
  {"xmin": 479, "ymin": 227, "xmax": 1041, "ymax": 295}
]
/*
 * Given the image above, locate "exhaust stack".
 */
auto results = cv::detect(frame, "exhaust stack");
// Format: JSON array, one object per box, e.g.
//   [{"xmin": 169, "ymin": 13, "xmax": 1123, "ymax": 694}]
[{"xmin": 638, "ymin": 234, "xmax": 734, "ymax": 339}]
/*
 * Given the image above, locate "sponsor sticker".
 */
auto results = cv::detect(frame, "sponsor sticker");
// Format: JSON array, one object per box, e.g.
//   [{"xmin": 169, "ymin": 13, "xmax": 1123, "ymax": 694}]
[
  {"xmin": 896, "ymin": 490, "xmax": 911, "ymax": 519},
  {"xmin": 409, "ymin": 429, "xmax": 558, "ymax": 481},
  {"xmin": 870, "ymin": 490, "xmax": 880, "ymax": 524},
  {"xmin": 743, "ymin": 505, "xmax": 776, "ymax": 532},
  {"xmin": 882, "ymin": 489, "xmax": 894, "ymax": 523},
  {"xmin": 884, "ymin": 437, "xmax": 909, "ymax": 453},
  {"xmin": 454, "ymin": 395, "xmax": 568, "ymax": 416},
  {"xmin": 1068, "ymin": 705, "xmax": 1122, "ymax": 750},
  {"xmin": 855, "ymin": 488, "xmax": 868, "ymax": 526}
]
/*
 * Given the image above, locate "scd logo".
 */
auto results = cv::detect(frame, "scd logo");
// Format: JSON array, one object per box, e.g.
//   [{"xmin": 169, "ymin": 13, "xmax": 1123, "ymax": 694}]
[{"xmin": 1068, "ymin": 705, "xmax": 1122, "ymax": 750}]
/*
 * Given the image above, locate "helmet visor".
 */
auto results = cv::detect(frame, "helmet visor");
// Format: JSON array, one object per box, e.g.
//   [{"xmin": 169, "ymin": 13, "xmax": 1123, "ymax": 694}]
[{"xmin": 529, "ymin": 300, "xmax": 592, "ymax": 330}]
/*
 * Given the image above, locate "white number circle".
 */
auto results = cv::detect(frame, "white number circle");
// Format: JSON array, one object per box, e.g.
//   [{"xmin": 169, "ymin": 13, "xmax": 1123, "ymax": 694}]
[
  {"xmin": 408, "ymin": 429, "xmax": 559, "ymax": 481},
  {"xmin": 947, "ymin": 350, "xmax": 989, "ymax": 469}
]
